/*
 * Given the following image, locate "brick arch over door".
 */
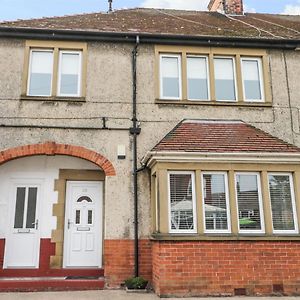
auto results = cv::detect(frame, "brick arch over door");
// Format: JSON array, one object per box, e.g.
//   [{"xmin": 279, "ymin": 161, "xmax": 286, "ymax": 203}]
[{"xmin": 0, "ymin": 141, "xmax": 116, "ymax": 176}]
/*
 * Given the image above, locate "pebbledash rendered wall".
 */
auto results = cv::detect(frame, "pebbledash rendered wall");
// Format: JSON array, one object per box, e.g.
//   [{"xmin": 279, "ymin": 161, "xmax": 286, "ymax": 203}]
[{"xmin": 1, "ymin": 37, "xmax": 300, "ymax": 294}]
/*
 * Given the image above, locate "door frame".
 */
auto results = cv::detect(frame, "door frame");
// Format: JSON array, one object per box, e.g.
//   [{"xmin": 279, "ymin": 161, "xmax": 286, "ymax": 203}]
[
  {"xmin": 63, "ymin": 180, "xmax": 103, "ymax": 269},
  {"xmin": 3, "ymin": 177, "xmax": 43, "ymax": 269}
]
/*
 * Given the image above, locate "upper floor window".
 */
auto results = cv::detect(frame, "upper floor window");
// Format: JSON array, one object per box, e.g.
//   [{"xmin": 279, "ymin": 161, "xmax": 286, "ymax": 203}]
[
  {"xmin": 160, "ymin": 54, "xmax": 181, "ymax": 99},
  {"xmin": 23, "ymin": 41, "xmax": 87, "ymax": 100},
  {"xmin": 214, "ymin": 57, "xmax": 237, "ymax": 102},
  {"xmin": 156, "ymin": 46, "xmax": 270, "ymax": 105},
  {"xmin": 241, "ymin": 57, "xmax": 264, "ymax": 102}
]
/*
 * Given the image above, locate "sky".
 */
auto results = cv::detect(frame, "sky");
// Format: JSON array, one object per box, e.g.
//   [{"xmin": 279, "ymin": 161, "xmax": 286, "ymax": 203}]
[{"xmin": 1, "ymin": 0, "xmax": 300, "ymax": 22}]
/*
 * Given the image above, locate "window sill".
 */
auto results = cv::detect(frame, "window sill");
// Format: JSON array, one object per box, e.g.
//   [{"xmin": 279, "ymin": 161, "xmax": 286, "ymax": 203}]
[
  {"xmin": 151, "ymin": 233, "xmax": 300, "ymax": 241},
  {"xmin": 20, "ymin": 95, "xmax": 86, "ymax": 102},
  {"xmin": 155, "ymin": 99, "xmax": 272, "ymax": 107}
]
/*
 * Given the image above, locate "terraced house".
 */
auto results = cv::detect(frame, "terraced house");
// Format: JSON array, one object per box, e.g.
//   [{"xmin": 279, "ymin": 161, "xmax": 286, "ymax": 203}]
[{"xmin": 1, "ymin": 0, "xmax": 300, "ymax": 296}]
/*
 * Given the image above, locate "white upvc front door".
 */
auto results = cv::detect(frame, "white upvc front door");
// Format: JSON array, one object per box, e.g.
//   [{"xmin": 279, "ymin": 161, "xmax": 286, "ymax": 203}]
[
  {"xmin": 4, "ymin": 180, "xmax": 42, "ymax": 269},
  {"xmin": 63, "ymin": 181, "xmax": 103, "ymax": 268}
]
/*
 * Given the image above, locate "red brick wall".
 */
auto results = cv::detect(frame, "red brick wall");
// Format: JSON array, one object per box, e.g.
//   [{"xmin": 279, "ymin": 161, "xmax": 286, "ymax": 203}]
[
  {"xmin": 104, "ymin": 239, "xmax": 152, "ymax": 287},
  {"xmin": 152, "ymin": 240, "xmax": 300, "ymax": 297},
  {"xmin": 0, "ymin": 239, "xmax": 4, "ymax": 267}
]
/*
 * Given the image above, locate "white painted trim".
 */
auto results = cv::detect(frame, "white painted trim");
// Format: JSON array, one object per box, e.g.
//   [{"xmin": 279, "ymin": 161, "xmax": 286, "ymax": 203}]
[
  {"xmin": 142, "ymin": 151, "xmax": 300, "ymax": 168},
  {"xmin": 167, "ymin": 171, "xmax": 197, "ymax": 234},
  {"xmin": 57, "ymin": 50, "xmax": 82, "ymax": 97},
  {"xmin": 235, "ymin": 172, "xmax": 265, "ymax": 234},
  {"xmin": 201, "ymin": 171, "xmax": 231, "ymax": 234},
  {"xmin": 159, "ymin": 54, "xmax": 182, "ymax": 100},
  {"xmin": 241, "ymin": 57, "xmax": 265, "ymax": 103},
  {"xmin": 186, "ymin": 55, "xmax": 210, "ymax": 101},
  {"xmin": 27, "ymin": 49, "xmax": 54, "ymax": 97},
  {"xmin": 213, "ymin": 56, "xmax": 238, "ymax": 102},
  {"xmin": 268, "ymin": 173, "xmax": 299, "ymax": 234}
]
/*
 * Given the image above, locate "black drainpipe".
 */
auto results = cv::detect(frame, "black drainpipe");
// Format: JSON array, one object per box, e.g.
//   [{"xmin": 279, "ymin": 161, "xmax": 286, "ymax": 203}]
[{"xmin": 130, "ymin": 35, "xmax": 141, "ymax": 278}]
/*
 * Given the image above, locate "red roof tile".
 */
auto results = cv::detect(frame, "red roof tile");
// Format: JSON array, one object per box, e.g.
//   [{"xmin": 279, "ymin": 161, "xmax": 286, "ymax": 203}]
[
  {"xmin": 152, "ymin": 120, "xmax": 300, "ymax": 153},
  {"xmin": 1, "ymin": 8, "xmax": 300, "ymax": 40}
]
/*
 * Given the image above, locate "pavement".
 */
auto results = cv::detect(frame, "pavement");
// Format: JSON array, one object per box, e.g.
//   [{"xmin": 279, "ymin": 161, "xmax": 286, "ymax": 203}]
[{"xmin": 0, "ymin": 290, "xmax": 299, "ymax": 300}]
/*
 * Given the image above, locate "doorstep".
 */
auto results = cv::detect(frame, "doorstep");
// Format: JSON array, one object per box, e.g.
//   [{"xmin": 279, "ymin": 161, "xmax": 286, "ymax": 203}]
[{"xmin": 0, "ymin": 276, "xmax": 105, "ymax": 292}]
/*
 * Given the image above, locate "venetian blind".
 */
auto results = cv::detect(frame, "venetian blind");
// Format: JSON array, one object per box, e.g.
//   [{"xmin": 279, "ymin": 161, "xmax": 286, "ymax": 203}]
[
  {"xmin": 203, "ymin": 173, "xmax": 229, "ymax": 231},
  {"xmin": 236, "ymin": 174, "xmax": 263, "ymax": 231},
  {"xmin": 268, "ymin": 174, "xmax": 296, "ymax": 232},
  {"xmin": 169, "ymin": 173, "xmax": 195, "ymax": 232}
]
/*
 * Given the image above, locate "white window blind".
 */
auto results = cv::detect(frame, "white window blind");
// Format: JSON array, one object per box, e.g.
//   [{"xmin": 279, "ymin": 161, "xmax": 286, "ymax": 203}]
[
  {"xmin": 169, "ymin": 172, "xmax": 196, "ymax": 233},
  {"xmin": 58, "ymin": 51, "xmax": 81, "ymax": 96},
  {"xmin": 160, "ymin": 55, "xmax": 181, "ymax": 99},
  {"xmin": 28, "ymin": 50, "xmax": 53, "ymax": 96},
  {"xmin": 214, "ymin": 57, "xmax": 236, "ymax": 101},
  {"xmin": 242, "ymin": 58, "xmax": 263, "ymax": 101},
  {"xmin": 202, "ymin": 173, "xmax": 230, "ymax": 233},
  {"xmin": 236, "ymin": 173, "xmax": 264, "ymax": 232},
  {"xmin": 268, "ymin": 174, "xmax": 298, "ymax": 233},
  {"xmin": 187, "ymin": 56, "xmax": 209, "ymax": 100}
]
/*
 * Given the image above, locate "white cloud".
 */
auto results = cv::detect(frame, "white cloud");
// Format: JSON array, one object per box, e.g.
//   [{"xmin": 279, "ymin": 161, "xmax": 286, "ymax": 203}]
[
  {"xmin": 244, "ymin": 4, "xmax": 256, "ymax": 13},
  {"xmin": 141, "ymin": 0, "xmax": 209, "ymax": 11},
  {"xmin": 283, "ymin": 1, "xmax": 300, "ymax": 15}
]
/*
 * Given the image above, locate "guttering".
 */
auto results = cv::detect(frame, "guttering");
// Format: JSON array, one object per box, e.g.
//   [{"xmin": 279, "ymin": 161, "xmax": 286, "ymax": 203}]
[
  {"xmin": 0, "ymin": 27, "xmax": 299, "ymax": 49},
  {"xmin": 142, "ymin": 151, "xmax": 300, "ymax": 168}
]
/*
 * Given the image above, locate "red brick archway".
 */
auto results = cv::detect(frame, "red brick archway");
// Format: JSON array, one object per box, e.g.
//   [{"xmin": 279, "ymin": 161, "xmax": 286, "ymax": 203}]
[{"xmin": 0, "ymin": 142, "xmax": 116, "ymax": 176}]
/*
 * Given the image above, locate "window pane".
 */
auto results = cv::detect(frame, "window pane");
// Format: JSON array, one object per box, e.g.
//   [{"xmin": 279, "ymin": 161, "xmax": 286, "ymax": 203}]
[
  {"xmin": 203, "ymin": 174, "xmax": 229, "ymax": 231},
  {"xmin": 269, "ymin": 175, "xmax": 296, "ymax": 231},
  {"xmin": 214, "ymin": 58, "xmax": 236, "ymax": 101},
  {"xmin": 14, "ymin": 187, "xmax": 26, "ymax": 229},
  {"xmin": 26, "ymin": 187, "xmax": 37, "ymax": 229},
  {"xmin": 59, "ymin": 52, "xmax": 80, "ymax": 95},
  {"xmin": 242, "ymin": 59, "xmax": 262, "ymax": 100},
  {"xmin": 28, "ymin": 51, "xmax": 53, "ymax": 96},
  {"xmin": 88, "ymin": 210, "xmax": 93, "ymax": 225},
  {"xmin": 161, "ymin": 56, "xmax": 180, "ymax": 98},
  {"xmin": 169, "ymin": 173, "xmax": 195, "ymax": 231},
  {"xmin": 75, "ymin": 210, "xmax": 81, "ymax": 225},
  {"xmin": 236, "ymin": 174, "xmax": 263, "ymax": 231},
  {"xmin": 187, "ymin": 57, "xmax": 209, "ymax": 100}
]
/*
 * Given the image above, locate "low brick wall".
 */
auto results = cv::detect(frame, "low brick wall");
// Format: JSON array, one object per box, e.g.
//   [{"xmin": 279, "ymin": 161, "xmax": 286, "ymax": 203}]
[
  {"xmin": 104, "ymin": 239, "xmax": 152, "ymax": 287},
  {"xmin": 152, "ymin": 240, "xmax": 300, "ymax": 297}
]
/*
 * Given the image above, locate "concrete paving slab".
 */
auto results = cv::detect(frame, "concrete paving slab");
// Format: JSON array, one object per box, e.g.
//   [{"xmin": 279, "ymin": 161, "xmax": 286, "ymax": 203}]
[{"xmin": 0, "ymin": 290, "xmax": 299, "ymax": 300}]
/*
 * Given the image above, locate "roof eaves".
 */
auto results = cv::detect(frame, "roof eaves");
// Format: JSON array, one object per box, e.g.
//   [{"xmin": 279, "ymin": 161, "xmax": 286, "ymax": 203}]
[{"xmin": 0, "ymin": 26, "xmax": 299, "ymax": 49}]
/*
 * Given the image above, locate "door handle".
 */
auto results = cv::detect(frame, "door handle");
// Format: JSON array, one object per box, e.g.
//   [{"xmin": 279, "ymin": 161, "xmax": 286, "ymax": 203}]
[
  {"xmin": 68, "ymin": 219, "xmax": 73, "ymax": 229},
  {"xmin": 32, "ymin": 219, "xmax": 39, "ymax": 230}
]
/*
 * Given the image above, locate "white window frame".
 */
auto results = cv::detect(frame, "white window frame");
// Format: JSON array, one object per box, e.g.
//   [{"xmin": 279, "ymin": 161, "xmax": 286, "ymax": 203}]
[
  {"xmin": 57, "ymin": 50, "xmax": 82, "ymax": 97},
  {"xmin": 159, "ymin": 54, "xmax": 182, "ymax": 100},
  {"xmin": 187, "ymin": 55, "xmax": 210, "ymax": 101},
  {"xmin": 268, "ymin": 173, "xmax": 299, "ymax": 235},
  {"xmin": 27, "ymin": 49, "xmax": 54, "ymax": 97},
  {"xmin": 214, "ymin": 56, "xmax": 238, "ymax": 102},
  {"xmin": 167, "ymin": 171, "xmax": 197, "ymax": 234},
  {"xmin": 241, "ymin": 57, "xmax": 265, "ymax": 103},
  {"xmin": 201, "ymin": 171, "xmax": 231, "ymax": 234},
  {"xmin": 235, "ymin": 172, "xmax": 265, "ymax": 234}
]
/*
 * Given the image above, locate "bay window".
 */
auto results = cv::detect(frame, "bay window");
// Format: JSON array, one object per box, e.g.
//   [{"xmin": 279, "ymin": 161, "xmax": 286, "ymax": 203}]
[{"xmin": 162, "ymin": 168, "xmax": 299, "ymax": 238}]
